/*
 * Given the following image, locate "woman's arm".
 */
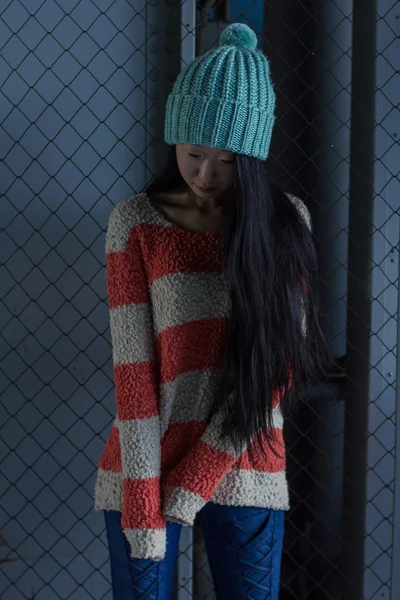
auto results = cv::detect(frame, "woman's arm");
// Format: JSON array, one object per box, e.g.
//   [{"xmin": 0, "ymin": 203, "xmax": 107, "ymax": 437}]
[
  {"xmin": 106, "ymin": 201, "xmax": 166, "ymax": 560},
  {"xmin": 162, "ymin": 388, "xmax": 285, "ymax": 525}
]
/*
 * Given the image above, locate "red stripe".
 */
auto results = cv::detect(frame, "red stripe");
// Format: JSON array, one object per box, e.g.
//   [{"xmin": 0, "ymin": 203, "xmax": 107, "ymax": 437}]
[
  {"xmin": 137, "ymin": 224, "xmax": 223, "ymax": 284},
  {"xmin": 165, "ymin": 441, "xmax": 234, "ymax": 501},
  {"xmin": 114, "ymin": 362, "xmax": 159, "ymax": 420},
  {"xmin": 122, "ymin": 478, "xmax": 165, "ymax": 529},
  {"xmin": 157, "ymin": 319, "xmax": 228, "ymax": 384},
  {"xmin": 238, "ymin": 429, "xmax": 286, "ymax": 472},
  {"xmin": 161, "ymin": 421, "xmax": 207, "ymax": 473},
  {"xmin": 98, "ymin": 425, "xmax": 122, "ymax": 472},
  {"xmin": 107, "ymin": 251, "xmax": 149, "ymax": 309},
  {"xmin": 272, "ymin": 388, "xmax": 284, "ymax": 410}
]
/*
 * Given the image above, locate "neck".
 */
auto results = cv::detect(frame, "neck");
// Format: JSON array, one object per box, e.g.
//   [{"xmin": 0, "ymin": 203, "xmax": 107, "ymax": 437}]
[{"xmin": 186, "ymin": 186, "xmax": 230, "ymax": 214}]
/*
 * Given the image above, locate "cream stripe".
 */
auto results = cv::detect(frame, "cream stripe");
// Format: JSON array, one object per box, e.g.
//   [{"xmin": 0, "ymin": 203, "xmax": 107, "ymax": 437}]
[
  {"xmin": 159, "ymin": 370, "xmax": 221, "ymax": 435},
  {"xmin": 163, "ymin": 486, "xmax": 206, "ymax": 526},
  {"xmin": 124, "ymin": 527, "xmax": 167, "ymax": 561},
  {"xmin": 161, "ymin": 374, "xmax": 283, "ymax": 434},
  {"xmin": 110, "ymin": 303, "xmax": 155, "ymax": 365},
  {"xmin": 119, "ymin": 416, "xmax": 161, "ymax": 479},
  {"xmin": 94, "ymin": 468, "xmax": 122, "ymax": 512},
  {"xmin": 286, "ymin": 194, "xmax": 312, "ymax": 233},
  {"xmin": 150, "ymin": 272, "xmax": 231, "ymax": 335},
  {"xmin": 270, "ymin": 404, "xmax": 283, "ymax": 430},
  {"xmin": 300, "ymin": 296, "xmax": 307, "ymax": 338},
  {"xmin": 212, "ymin": 469, "xmax": 289, "ymax": 510},
  {"xmin": 202, "ymin": 404, "xmax": 284, "ymax": 458},
  {"xmin": 286, "ymin": 194, "xmax": 309, "ymax": 337},
  {"xmin": 106, "ymin": 194, "xmax": 172, "ymax": 253}
]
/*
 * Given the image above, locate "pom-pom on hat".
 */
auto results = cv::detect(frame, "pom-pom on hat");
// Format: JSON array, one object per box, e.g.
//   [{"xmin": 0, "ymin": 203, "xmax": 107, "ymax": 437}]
[{"xmin": 165, "ymin": 23, "xmax": 276, "ymax": 160}]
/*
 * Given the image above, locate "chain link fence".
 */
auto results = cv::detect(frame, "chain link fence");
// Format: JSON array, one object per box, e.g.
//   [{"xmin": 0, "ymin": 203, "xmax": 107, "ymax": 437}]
[{"xmin": 0, "ymin": 1, "xmax": 399, "ymax": 599}]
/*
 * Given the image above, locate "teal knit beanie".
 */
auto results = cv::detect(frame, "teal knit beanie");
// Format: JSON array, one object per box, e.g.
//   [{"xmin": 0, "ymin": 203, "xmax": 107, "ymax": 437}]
[{"xmin": 165, "ymin": 23, "xmax": 276, "ymax": 161}]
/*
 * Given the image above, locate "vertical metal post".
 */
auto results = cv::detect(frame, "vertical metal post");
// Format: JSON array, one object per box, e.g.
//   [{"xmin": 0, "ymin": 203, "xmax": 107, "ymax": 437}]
[
  {"xmin": 145, "ymin": 1, "xmax": 181, "ymax": 181},
  {"xmin": 181, "ymin": 0, "xmax": 196, "ymax": 67},
  {"xmin": 175, "ymin": 4, "xmax": 196, "ymax": 599},
  {"xmin": 388, "ymin": 10, "xmax": 400, "ymax": 600},
  {"xmin": 345, "ymin": 2, "xmax": 400, "ymax": 599},
  {"xmin": 393, "ymin": 243, "xmax": 400, "ymax": 600},
  {"xmin": 342, "ymin": 1, "xmax": 376, "ymax": 597},
  {"xmin": 176, "ymin": 527, "xmax": 194, "ymax": 600}
]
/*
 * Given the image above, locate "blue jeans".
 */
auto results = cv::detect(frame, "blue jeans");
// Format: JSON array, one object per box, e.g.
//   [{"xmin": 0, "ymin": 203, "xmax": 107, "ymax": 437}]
[{"xmin": 105, "ymin": 503, "xmax": 285, "ymax": 600}]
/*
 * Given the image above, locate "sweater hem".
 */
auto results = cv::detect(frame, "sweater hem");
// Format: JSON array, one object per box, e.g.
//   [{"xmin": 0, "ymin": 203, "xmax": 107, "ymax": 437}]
[{"xmin": 94, "ymin": 468, "xmax": 122, "ymax": 512}]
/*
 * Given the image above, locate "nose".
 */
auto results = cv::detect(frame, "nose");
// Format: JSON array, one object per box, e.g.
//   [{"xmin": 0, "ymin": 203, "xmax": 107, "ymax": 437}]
[{"xmin": 198, "ymin": 160, "xmax": 216, "ymax": 186}]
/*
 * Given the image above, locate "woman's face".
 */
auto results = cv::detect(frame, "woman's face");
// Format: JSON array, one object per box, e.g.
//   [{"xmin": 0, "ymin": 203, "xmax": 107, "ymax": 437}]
[{"xmin": 176, "ymin": 144, "xmax": 236, "ymax": 199}]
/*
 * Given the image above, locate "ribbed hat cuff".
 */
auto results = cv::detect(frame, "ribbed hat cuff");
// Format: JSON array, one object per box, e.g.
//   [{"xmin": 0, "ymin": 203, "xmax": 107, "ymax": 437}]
[{"xmin": 164, "ymin": 94, "xmax": 275, "ymax": 161}]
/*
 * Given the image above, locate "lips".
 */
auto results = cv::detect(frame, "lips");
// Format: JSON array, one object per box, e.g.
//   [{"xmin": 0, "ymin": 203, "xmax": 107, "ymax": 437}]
[{"xmin": 196, "ymin": 184, "xmax": 217, "ymax": 194}]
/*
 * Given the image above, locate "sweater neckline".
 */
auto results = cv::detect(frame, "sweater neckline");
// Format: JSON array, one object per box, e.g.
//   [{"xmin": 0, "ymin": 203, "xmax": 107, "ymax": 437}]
[{"xmin": 144, "ymin": 193, "xmax": 223, "ymax": 237}]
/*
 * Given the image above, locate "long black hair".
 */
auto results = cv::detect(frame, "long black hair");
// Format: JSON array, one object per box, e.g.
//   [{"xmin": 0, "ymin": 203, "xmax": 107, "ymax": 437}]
[{"xmin": 148, "ymin": 147, "xmax": 331, "ymax": 456}]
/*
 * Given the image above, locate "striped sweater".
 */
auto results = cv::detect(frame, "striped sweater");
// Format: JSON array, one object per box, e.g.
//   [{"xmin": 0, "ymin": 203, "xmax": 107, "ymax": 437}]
[{"xmin": 94, "ymin": 192, "xmax": 311, "ymax": 561}]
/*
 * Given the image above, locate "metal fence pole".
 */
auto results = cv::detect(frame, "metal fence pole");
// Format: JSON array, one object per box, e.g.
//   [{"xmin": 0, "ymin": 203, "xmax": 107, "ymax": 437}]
[
  {"xmin": 175, "ymin": 3, "xmax": 196, "ymax": 599},
  {"xmin": 344, "ymin": 2, "xmax": 400, "ymax": 600},
  {"xmin": 393, "ymin": 238, "xmax": 400, "ymax": 600},
  {"xmin": 342, "ymin": 1, "xmax": 376, "ymax": 597}
]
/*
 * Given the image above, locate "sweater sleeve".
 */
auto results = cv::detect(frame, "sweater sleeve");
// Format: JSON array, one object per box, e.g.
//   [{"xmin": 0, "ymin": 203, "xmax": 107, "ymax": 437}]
[
  {"xmin": 162, "ymin": 388, "xmax": 284, "ymax": 526},
  {"xmin": 106, "ymin": 202, "xmax": 166, "ymax": 560},
  {"xmin": 162, "ymin": 197, "xmax": 312, "ymax": 526}
]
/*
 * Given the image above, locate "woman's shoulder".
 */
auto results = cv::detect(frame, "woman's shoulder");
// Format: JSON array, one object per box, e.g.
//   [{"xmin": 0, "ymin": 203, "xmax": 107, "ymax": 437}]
[
  {"xmin": 108, "ymin": 193, "xmax": 152, "ymax": 228},
  {"xmin": 106, "ymin": 193, "xmax": 167, "ymax": 253},
  {"xmin": 285, "ymin": 193, "xmax": 312, "ymax": 233}
]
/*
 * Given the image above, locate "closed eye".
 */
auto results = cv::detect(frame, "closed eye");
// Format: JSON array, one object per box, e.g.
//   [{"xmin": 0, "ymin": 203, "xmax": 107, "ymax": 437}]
[
  {"xmin": 188, "ymin": 153, "xmax": 201, "ymax": 158},
  {"xmin": 221, "ymin": 159, "xmax": 235, "ymax": 164}
]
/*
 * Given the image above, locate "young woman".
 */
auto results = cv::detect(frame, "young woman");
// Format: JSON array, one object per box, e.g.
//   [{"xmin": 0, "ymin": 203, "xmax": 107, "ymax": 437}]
[{"xmin": 94, "ymin": 23, "xmax": 329, "ymax": 600}]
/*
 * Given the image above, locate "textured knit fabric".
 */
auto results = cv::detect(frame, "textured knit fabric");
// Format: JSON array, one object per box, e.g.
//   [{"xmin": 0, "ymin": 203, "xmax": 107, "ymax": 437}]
[
  {"xmin": 164, "ymin": 23, "xmax": 276, "ymax": 160},
  {"xmin": 94, "ymin": 193, "xmax": 311, "ymax": 562}
]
